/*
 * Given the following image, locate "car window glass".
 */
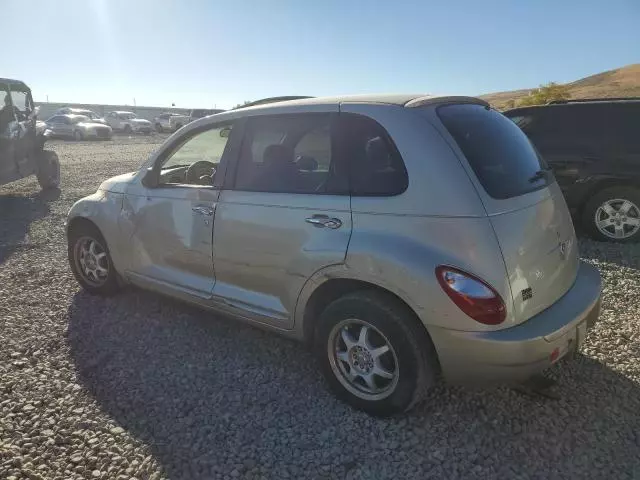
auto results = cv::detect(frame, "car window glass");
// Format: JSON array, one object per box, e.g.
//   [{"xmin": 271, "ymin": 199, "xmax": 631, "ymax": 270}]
[
  {"xmin": 295, "ymin": 125, "xmax": 331, "ymax": 172},
  {"xmin": 438, "ymin": 104, "xmax": 548, "ymax": 200},
  {"xmin": 159, "ymin": 124, "xmax": 233, "ymax": 185},
  {"xmin": 337, "ymin": 114, "xmax": 408, "ymax": 196},
  {"xmin": 234, "ymin": 114, "xmax": 336, "ymax": 194}
]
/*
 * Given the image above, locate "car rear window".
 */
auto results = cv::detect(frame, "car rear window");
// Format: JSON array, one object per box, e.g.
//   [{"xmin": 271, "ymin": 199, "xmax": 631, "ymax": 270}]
[{"xmin": 438, "ymin": 104, "xmax": 549, "ymax": 200}]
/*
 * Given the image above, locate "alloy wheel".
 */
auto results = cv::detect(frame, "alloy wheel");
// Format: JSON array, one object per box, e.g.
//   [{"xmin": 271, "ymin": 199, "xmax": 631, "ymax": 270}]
[
  {"xmin": 327, "ymin": 319, "xmax": 399, "ymax": 401},
  {"xmin": 594, "ymin": 198, "xmax": 640, "ymax": 240},
  {"xmin": 74, "ymin": 236, "xmax": 109, "ymax": 286}
]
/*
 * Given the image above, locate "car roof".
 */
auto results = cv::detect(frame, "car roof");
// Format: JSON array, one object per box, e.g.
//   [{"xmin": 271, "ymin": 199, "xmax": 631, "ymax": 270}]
[
  {"xmin": 234, "ymin": 94, "xmax": 488, "ymax": 111},
  {"xmin": 0, "ymin": 78, "xmax": 30, "ymax": 91},
  {"xmin": 504, "ymin": 98, "xmax": 640, "ymax": 116},
  {"xmin": 111, "ymin": 110, "xmax": 135, "ymax": 114}
]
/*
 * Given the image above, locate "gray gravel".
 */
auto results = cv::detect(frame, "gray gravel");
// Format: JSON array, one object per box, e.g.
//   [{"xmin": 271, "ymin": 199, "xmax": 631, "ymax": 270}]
[{"xmin": 1, "ymin": 136, "xmax": 640, "ymax": 479}]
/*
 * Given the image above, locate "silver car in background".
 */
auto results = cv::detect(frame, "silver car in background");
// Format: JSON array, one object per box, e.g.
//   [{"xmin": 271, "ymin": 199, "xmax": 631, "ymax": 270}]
[
  {"xmin": 66, "ymin": 94, "xmax": 602, "ymax": 416},
  {"xmin": 46, "ymin": 114, "xmax": 112, "ymax": 140},
  {"xmin": 105, "ymin": 111, "xmax": 153, "ymax": 134},
  {"xmin": 55, "ymin": 107, "xmax": 107, "ymax": 125}
]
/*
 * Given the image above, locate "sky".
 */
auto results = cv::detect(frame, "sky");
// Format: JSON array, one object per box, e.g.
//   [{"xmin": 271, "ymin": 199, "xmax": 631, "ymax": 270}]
[{"xmin": 5, "ymin": 0, "xmax": 639, "ymax": 109}]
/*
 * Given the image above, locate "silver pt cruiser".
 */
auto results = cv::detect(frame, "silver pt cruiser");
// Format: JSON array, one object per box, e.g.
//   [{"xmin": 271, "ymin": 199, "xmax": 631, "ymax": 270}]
[{"xmin": 66, "ymin": 94, "xmax": 602, "ymax": 416}]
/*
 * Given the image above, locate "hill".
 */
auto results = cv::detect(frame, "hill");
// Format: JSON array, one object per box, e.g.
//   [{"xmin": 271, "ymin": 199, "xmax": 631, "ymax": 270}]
[{"xmin": 480, "ymin": 63, "xmax": 640, "ymax": 110}]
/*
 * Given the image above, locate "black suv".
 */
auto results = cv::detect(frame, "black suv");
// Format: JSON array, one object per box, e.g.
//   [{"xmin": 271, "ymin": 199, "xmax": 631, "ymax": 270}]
[{"xmin": 505, "ymin": 99, "xmax": 639, "ymax": 242}]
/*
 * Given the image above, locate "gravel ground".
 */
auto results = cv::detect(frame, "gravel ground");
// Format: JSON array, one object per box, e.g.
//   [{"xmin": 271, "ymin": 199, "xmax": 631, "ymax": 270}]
[{"xmin": 1, "ymin": 136, "xmax": 639, "ymax": 479}]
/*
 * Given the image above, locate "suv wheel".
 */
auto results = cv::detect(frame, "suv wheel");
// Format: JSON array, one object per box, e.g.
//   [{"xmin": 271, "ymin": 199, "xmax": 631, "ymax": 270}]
[
  {"xmin": 155, "ymin": 123, "xmax": 163, "ymax": 133},
  {"xmin": 314, "ymin": 290, "xmax": 438, "ymax": 416},
  {"xmin": 68, "ymin": 223, "xmax": 120, "ymax": 295},
  {"xmin": 123, "ymin": 124, "xmax": 132, "ymax": 134},
  {"xmin": 74, "ymin": 130, "xmax": 83, "ymax": 141},
  {"xmin": 36, "ymin": 150, "xmax": 60, "ymax": 190},
  {"xmin": 583, "ymin": 187, "xmax": 640, "ymax": 242}
]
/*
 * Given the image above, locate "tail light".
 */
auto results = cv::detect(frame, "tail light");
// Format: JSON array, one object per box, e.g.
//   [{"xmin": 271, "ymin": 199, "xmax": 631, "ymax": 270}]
[{"xmin": 435, "ymin": 266, "xmax": 506, "ymax": 325}]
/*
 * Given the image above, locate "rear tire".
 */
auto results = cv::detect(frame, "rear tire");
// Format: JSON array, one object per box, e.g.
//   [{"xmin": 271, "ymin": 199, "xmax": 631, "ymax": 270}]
[
  {"xmin": 68, "ymin": 222, "xmax": 120, "ymax": 296},
  {"xmin": 123, "ymin": 124, "xmax": 132, "ymax": 134},
  {"xmin": 74, "ymin": 130, "xmax": 83, "ymax": 141},
  {"xmin": 582, "ymin": 187, "xmax": 640, "ymax": 243},
  {"xmin": 314, "ymin": 290, "xmax": 439, "ymax": 417},
  {"xmin": 36, "ymin": 150, "xmax": 60, "ymax": 190}
]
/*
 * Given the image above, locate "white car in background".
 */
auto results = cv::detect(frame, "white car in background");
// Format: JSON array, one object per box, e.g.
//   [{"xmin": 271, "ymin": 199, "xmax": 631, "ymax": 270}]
[
  {"xmin": 105, "ymin": 111, "xmax": 153, "ymax": 134},
  {"xmin": 153, "ymin": 112, "xmax": 190, "ymax": 133},
  {"xmin": 54, "ymin": 107, "xmax": 107, "ymax": 125}
]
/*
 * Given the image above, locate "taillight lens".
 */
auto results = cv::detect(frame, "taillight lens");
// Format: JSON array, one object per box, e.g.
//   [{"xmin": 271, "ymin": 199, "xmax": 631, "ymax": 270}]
[{"xmin": 435, "ymin": 266, "xmax": 506, "ymax": 325}]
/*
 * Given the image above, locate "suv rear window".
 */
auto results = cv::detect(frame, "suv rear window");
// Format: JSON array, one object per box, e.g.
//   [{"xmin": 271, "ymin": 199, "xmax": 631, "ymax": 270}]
[{"xmin": 438, "ymin": 104, "xmax": 549, "ymax": 200}]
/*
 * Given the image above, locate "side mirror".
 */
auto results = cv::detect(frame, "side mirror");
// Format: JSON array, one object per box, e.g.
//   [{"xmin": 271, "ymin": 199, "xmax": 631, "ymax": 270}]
[
  {"xmin": 141, "ymin": 167, "xmax": 158, "ymax": 188},
  {"xmin": 34, "ymin": 106, "xmax": 40, "ymax": 116},
  {"xmin": 220, "ymin": 126, "xmax": 231, "ymax": 138}
]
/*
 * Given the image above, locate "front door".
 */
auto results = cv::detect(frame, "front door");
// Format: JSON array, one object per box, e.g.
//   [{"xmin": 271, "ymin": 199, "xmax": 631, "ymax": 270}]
[
  {"xmin": 212, "ymin": 111, "xmax": 351, "ymax": 328},
  {"xmin": 124, "ymin": 122, "xmax": 236, "ymax": 297}
]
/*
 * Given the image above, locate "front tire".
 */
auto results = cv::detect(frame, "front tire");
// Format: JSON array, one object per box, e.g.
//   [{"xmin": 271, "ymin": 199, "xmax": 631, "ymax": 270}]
[
  {"xmin": 123, "ymin": 124, "xmax": 132, "ymax": 134},
  {"xmin": 582, "ymin": 187, "xmax": 640, "ymax": 243},
  {"xmin": 36, "ymin": 150, "xmax": 60, "ymax": 190},
  {"xmin": 155, "ymin": 123, "xmax": 163, "ymax": 133},
  {"xmin": 74, "ymin": 130, "xmax": 83, "ymax": 141},
  {"xmin": 68, "ymin": 223, "xmax": 120, "ymax": 295},
  {"xmin": 314, "ymin": 290, "xmax": 438, "ymax": 417}
]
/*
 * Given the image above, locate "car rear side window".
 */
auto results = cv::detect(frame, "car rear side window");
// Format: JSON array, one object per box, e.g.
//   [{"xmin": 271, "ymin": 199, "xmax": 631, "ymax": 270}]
[
  {"xmin": 336, "ymin": 114, "xmax": 408, "ymax": 196},
  {"xmin": 438, "ymin": 104, "xmax": 548, "ymax": 200},
  {"xmin": 233, "ymin": 113, "xmax": 348, "ymax": 194}
]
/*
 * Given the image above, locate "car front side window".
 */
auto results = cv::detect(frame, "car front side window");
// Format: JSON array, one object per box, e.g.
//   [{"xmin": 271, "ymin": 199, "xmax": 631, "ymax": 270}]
[{"xmin": 157, "ymin": 123, "xmax": 233, "ymax": 186}]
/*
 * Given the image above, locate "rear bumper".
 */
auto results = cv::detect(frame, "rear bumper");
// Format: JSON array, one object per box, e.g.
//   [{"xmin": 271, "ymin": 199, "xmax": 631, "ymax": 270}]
[{"xmin": 429, "ymin": 261, "xmax": 602, "ymax": 384}]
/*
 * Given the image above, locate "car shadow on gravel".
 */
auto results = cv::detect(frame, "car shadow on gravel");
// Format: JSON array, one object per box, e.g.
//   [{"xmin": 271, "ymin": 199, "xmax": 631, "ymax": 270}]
[
  {"xmin": 0, "ymin": 189, "xmax": 60, "ymax": 264},
  {"xmin": 67, "ymin": 289, "xmax": 640, "ymax": 479}
]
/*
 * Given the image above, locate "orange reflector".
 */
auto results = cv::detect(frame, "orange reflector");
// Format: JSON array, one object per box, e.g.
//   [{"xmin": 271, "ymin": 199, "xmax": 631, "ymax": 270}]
[{"xmin": 549, "ymin": 348, "xmax": 560, "ymax": 363}]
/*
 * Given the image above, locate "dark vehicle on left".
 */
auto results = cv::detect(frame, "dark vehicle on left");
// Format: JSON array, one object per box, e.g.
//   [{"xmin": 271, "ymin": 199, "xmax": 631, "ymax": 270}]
[{"xmin": 0, "ymin": 78, "xmax": 59, "ymax": 190}]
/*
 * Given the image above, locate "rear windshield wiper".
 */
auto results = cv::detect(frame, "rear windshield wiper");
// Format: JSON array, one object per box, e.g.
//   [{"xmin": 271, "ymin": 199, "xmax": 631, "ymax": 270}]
[{"xmin": 528, "ymin": 168, "xmax": 551, "ymax": 183}]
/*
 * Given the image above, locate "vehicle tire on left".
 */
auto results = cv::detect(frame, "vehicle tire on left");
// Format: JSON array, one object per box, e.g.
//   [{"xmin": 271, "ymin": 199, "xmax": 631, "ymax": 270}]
[
  {"xmin": 313, "ymin": 290, "xmax": 439, "ymax": 417},
  {"xmin": 36, "ymin": 150, "xmax": 60, "ymax": 190},
  {"xmin": 68, "ymin": 222, "xmax": 120, "ymax": 296}
]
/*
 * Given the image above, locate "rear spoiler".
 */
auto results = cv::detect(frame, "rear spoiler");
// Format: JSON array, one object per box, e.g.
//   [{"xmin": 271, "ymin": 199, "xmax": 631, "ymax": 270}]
[{"xmin": 405, "ymin": 96, "xmax": 489, "ymax": 109}]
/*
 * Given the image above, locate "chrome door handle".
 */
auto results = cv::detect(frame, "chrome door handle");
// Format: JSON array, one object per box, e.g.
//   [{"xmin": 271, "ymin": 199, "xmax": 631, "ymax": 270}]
[
  {"xmin": 305, "ymin": 215, "xmax": 342, "ymax": 229},
  {"xmin": 192, "ymin": 205, "xmax": 214, "ymax": 216}
]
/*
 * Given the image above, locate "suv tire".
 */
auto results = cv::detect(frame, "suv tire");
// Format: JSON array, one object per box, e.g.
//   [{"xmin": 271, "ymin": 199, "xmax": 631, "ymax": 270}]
[
  {"xmin": 123, "ymin": 124, "xmax": 132, "ymax": 134},
  {"xmin": 155, "ymin": 123, "xmax": 163, "ymax": 133},
  {"xmin": 68, "ymin": 222, "xmax": 120, "ymax": 296},
  {"xmin": 583, "ymin": 187, "xmax": 640, "ymax": 243},
  {"xmin": 314, "ymin": 290, "xmax": 438, "ymax": 416},
  {"xmin": 36, "ymin": 150, "xmax": 60, "ymax": 190}
]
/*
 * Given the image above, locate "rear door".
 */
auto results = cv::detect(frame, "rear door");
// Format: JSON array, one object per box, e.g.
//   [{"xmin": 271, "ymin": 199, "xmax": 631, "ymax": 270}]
[
  {"xmin": 211, "ymin": 110, "xmax": 351, "ymax": 329},
  {"xmin": 437, "ymin": 104, "xmax": 579, "ymax": 325},
  {"xmin": 510, "ymin": 106, "xmax": 607, "ymax": 192}
]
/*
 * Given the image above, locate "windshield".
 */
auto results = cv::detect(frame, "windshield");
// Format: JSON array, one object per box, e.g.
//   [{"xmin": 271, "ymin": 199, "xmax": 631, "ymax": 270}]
[{"xmin": 121, "ymin": 113, "xmax": 136, "ymax": 119}]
